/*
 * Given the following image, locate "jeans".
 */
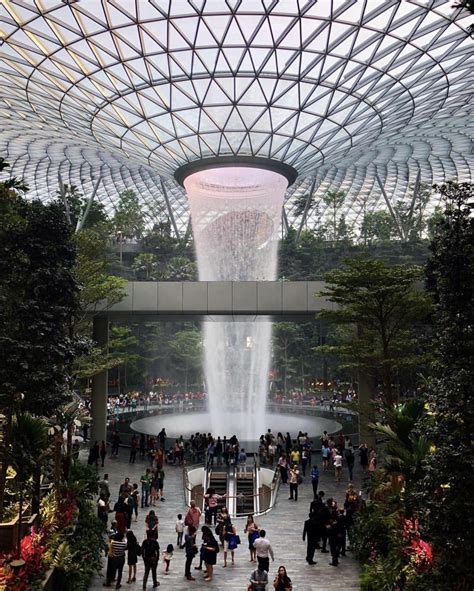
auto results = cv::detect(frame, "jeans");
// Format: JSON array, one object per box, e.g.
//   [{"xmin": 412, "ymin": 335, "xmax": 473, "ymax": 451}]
[
  {"xmin": 289, "ymin": 483, "xmax": 298, "ymax": 501},
  {"xmin": 143, "ymin": 559, "xmax": 158, "ymax": 587},
  {"xmin": 185, "ymin": 554, "xmax": 194, "ymax": 577},
  {"xmin": 312, "ymin": 480, "xmax": 319, "ymax": 498},
  {"xmin": 141, "ymin": 489, "xmax": 149, "ymax": 508}
]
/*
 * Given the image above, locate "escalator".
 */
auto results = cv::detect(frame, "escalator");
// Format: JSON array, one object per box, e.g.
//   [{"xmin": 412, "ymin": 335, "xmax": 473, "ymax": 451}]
[
  {"xmin": 235, "ymin": 471, "xmax": 254, "ymax": 515},
  {"xmin": 208, "ymin": 469, "xmax": 228, "ymax": 511}
]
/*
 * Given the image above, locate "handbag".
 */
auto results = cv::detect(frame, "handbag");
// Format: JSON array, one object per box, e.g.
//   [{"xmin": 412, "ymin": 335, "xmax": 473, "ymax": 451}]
[
  {"xmin": 249, "ymin": 531, "xmax": 259, "ymax": 544},
  {"xmin": 228, "ymin": 534, "xmax": 239, "ymax": 550}
]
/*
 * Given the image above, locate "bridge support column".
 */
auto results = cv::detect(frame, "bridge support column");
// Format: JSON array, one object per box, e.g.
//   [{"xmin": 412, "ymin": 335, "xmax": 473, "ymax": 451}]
[{"xmin": 91, "ymin": 317, "xmax": 109, "ymax": 444}]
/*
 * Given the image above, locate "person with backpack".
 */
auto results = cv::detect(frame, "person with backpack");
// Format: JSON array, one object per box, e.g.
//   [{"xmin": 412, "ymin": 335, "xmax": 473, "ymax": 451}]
[{"xmin": 141, "ymin": 530, "xmax": 160, "ymax": 589}]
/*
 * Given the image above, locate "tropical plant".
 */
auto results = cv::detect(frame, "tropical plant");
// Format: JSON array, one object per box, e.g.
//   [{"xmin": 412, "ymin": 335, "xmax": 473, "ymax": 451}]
[{"xmin": 318, "ymin": 255, "xmax": 432, "ymax": 405}]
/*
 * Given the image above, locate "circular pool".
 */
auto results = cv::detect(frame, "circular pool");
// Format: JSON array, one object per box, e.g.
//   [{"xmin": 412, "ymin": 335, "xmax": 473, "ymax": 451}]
[{"xmin": 131, "ymin": 411, "xmax": 342, "ymax": 441}]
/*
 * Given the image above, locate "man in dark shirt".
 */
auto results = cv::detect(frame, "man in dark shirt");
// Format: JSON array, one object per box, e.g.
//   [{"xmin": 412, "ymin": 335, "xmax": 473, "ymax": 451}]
[
  {"xmin": 184, "ymin": 525, "xmax": 197, "ymax": 581},
  {"xmin": 141, "ymin": 530, "xmax": 160, "ymax": 588},
  {"xmin": 302, "ymin": 513, "xmax": 319, "ymax": 565}
]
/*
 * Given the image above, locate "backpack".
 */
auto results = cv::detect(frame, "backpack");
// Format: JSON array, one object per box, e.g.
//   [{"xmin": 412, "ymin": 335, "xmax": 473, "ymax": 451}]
[{"xmin": 297, "ymin": 474, "xmax": 304, "ymax": 485}]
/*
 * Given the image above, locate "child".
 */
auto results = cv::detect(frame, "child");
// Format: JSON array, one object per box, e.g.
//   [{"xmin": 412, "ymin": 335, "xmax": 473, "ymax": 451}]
[
  {"xmin": 163, "ymin": 543, "xmax": 174, "ymax": 574},
  {"xmin": 176, "ymin": 513, "xmax": 185, "ymax": 548}
]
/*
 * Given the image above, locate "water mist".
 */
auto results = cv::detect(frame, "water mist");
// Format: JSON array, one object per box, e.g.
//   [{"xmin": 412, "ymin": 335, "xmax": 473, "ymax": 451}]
[{"xmin": 184, "ymin": 167, "xmax": 287, "ymax": 440}]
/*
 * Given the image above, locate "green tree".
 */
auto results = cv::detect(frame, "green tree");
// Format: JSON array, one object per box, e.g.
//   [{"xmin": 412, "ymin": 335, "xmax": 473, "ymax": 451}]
[
  {"xmin": 318, "ymin": 255, "xmax": 432, "ymax": 405},
  {"xmin": 132, "ymin": 252, "xmax": 160, "ymax": 280},
  {"xmin": 414, "ymin": 182, "xmax": 474, "ymax": 590},
  {"xmin": 394, "ymin": 182, "xmax": 431, "ymax": 242},
  {"xmin": 323, "ymin": 189, "xmax": 346, "ymax": 242},
  {"xmin": 273, "ymin": 323, "xmax": 304, "ymax": 395},
  {"xmin": 113, "ymin": 190, "xmax": 145, "ymax": 239},
  {"xmin": 0, "ymin": 162, "xmax": 83, "ymax": 519},
  {"xmin": 360, "ymin": 211, "xmax": 397, "ymax": 245},
  {"xmin": 58, "ymin": 184, "xmax": 108, "ymax": 230},
  {"xmin": 170, "ymin": 329, "xmax": 202, "ymax": 391},
  {"xmin": 163, "ymin": 255, "xmax": 198, "ymax": 281}
]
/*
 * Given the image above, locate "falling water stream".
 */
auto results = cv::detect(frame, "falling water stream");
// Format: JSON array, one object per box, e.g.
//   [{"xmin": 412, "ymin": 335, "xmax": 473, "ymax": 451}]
[{"xmin": 184, "ymin": 167, "xmax": 288, "ymax": 440}]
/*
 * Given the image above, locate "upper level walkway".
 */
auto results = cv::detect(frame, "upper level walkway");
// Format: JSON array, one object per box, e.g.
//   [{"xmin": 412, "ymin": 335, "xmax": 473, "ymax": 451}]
[{"xmin": 95, "ymin": 281, "xmax": 336, "ymax": 321}]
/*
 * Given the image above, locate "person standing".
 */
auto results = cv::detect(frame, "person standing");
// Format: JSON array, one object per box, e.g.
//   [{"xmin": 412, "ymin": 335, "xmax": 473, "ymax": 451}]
[
  {"xmin": 184, "ymin": 525, "xmax": 197, "ymax": 581},
  {"xmin": 310, "ymin": 464, "xmax": 319, "ymax": 499},
  {"xmin": 140, "ymin": 468, "xmax": 152, "ymax": 508},
  {"xmin": 334, "ymin": 451, "xmax": 343, "ymax": 482},
  {"xmin": 141, "ymin": 530, "xmax": 160, "ymax": 589},
  {"xmin": 288, "ymin": 464, "xmax": 299, "ymax": 501},
  {"xmin": 302, "ymin": 514, "xmax": 318, "ymax": 565},
  {"xmin": 253, "ymin": 529, "xmax": 274, "ymax": 573},
  {"xmin": 359, "ymin": 443, "xmax": 368, "ymax": 471},
  {"xmin": 104, "ymin": 531, "xmax": 127, "ymax": 589},
  {"xmin": 99, "ymin": 473, "xmax": 111, "ymax": 502},
  {"xmin": 131, "ymin": 484, "xmax": 139, "ymax": 522},
  {"xmin": 100, "ymin": 440, "xmax": 107, "ymax": 467},
  {"xmin": 277, "ymin": 454, "xmax": 288, "ymax": 485},
  {"xmin": 248, "ymin": 564, "xmax": 268, "ymax": 591},
  {"xmin": 222, "ymin": 517, "xmax": 237, "ymax": 567},
  {"xmin": 156, "ymin": 468, "xmax": 165, "ymax": 502},
  {"xmin": 201, "ymin": 526, "xmax": 219, "ymax": 582},
  {"xmin": 185, "ymin": 499, "xmax": 202, "ymax": 531},
  {"xmin": 345, "ymin": 449, "xmax": 355, "ymax": 482},
  {"xmin": 129, "ymin": 435, "xmax": 138, "ymax": 464},
  {"xmin": 272, "ymin": 565, "xmax": 292, "ymax": 590},
  {"xmin": 126, "ymin": 530, "xmax": 139, "ymax": 584}
]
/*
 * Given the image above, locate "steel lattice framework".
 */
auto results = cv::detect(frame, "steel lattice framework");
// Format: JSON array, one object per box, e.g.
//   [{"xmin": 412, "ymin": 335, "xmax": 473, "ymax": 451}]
[{"xmin": 0, "ymin": 0, "xmax": 472, "ymax": 235}]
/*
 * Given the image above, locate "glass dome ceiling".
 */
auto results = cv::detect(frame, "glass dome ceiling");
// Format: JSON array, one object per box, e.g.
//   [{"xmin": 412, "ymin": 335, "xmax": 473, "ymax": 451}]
[{"xmin": 0, "ymin": 0, "xmax": 472, "ymax": 235}]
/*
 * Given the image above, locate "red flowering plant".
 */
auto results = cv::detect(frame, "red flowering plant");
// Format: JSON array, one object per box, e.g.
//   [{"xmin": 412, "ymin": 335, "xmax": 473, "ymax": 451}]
[
  {"xmin": 401, "ymin": 516, "xmax": 433, "ymax": 573},
  {"xmin": 0, "ymin": 527, "xmax": 47, "ymax": 591}
]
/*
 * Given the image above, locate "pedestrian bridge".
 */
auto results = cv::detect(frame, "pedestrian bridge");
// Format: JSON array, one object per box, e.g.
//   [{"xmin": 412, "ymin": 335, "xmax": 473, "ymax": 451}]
[{"xmin": 95, "ymin": 281, "xmax": 335, "ymax": 321}]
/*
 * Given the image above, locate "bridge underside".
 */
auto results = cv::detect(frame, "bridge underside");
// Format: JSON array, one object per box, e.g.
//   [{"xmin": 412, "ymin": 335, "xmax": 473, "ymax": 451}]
[{"xmin": 94, "ymin": 280, "xmax": 334, "ymax": 321}]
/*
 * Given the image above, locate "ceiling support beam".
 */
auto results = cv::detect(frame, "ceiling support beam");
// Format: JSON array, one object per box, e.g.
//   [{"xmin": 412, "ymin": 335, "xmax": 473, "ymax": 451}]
[
  {"xmin": 375, "ymin": 173, "xmax": 405, "ymax": 241},
  {"xmin": 296, "ymin": 176, "xmax": 318, "ymax": 244},
  {"xmin": 404, "ymin": 168, "xmax": 421, "ymax": 240},
  {"xmin": 159, "ymin": 177, "xmax": 180, "ymax": 240},
  {"xmin": 76, "ymin": 177, "xmax": 102, "ymax": 232},
  {"xmin": 58, "ymin": 171, "xmax": 71, "ymax": 226}
]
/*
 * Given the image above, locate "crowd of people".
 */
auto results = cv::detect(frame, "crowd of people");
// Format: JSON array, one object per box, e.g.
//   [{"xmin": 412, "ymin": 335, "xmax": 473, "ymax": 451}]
[{"xmin": 92, "ymin": 424, "xmax": 367, "ymax": 589}]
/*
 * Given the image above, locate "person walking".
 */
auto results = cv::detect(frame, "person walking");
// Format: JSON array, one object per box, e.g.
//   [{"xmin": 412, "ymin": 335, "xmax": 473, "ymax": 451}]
[
  {"xmin": 334, "ymin": 451, "xmax": 343, "ymax": 482},
  {"xmin": 100, "ymin": 440, "xmax": 107, "ymax": 467},
  {"xmin": 141, "ymin": 530, "xmax": 160, "ymax": 589},
  {"xmin": 126, "ymin": 530, "xmax": 140, "ymax": 584},
  {"xmin": 145, "ymin": 510, "xmax": 158, "ymax": 539},
  {"xmin": 99, "ymin": 473, "xmax": 111, "ymax": 502},
  {"xmin": 253, "ymin": 529, "xmax": 274, "ymax": 573},
  {"xmin": 184, "ymin": 525, "xmax": 197, "ymax": 581},
  {"xmin": 302, "ymin": 514, "xmax": 318, "ymax": 565},
  {"xmin": 245, "ymin": 515, "xmax": 259, "ymax": 563},
  {"xmin": 175, "ymin": 513, "xmax": 185, "ymax": 548},
  {"xmin": 288, "ymin": 464, "xmax": 299, "ymax": 501},
  {"xmin": 310, "ymin": 464, "xmax": 319, "ymax": 499},
  {"xmin": 222, "ymin": 517, "xmax": 237, "ymax": 567}
]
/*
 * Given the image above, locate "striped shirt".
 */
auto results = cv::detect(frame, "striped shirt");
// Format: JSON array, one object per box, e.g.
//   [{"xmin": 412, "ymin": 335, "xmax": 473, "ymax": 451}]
[{"xmin": 111, "ymin": 539, "xmax": 127, "ymax": 557}]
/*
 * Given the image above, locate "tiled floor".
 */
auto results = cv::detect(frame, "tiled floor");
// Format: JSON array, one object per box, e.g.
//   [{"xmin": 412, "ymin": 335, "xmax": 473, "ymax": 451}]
[{"xmin": 88, "ymin": 450, "xmax": 361, "ymax": 591}]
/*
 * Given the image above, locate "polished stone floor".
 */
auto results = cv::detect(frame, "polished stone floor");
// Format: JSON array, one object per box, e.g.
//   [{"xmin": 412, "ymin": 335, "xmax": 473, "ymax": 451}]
[{"xmin": 88, "ymin": 448, "xmax": 361, "ymax": 591}]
